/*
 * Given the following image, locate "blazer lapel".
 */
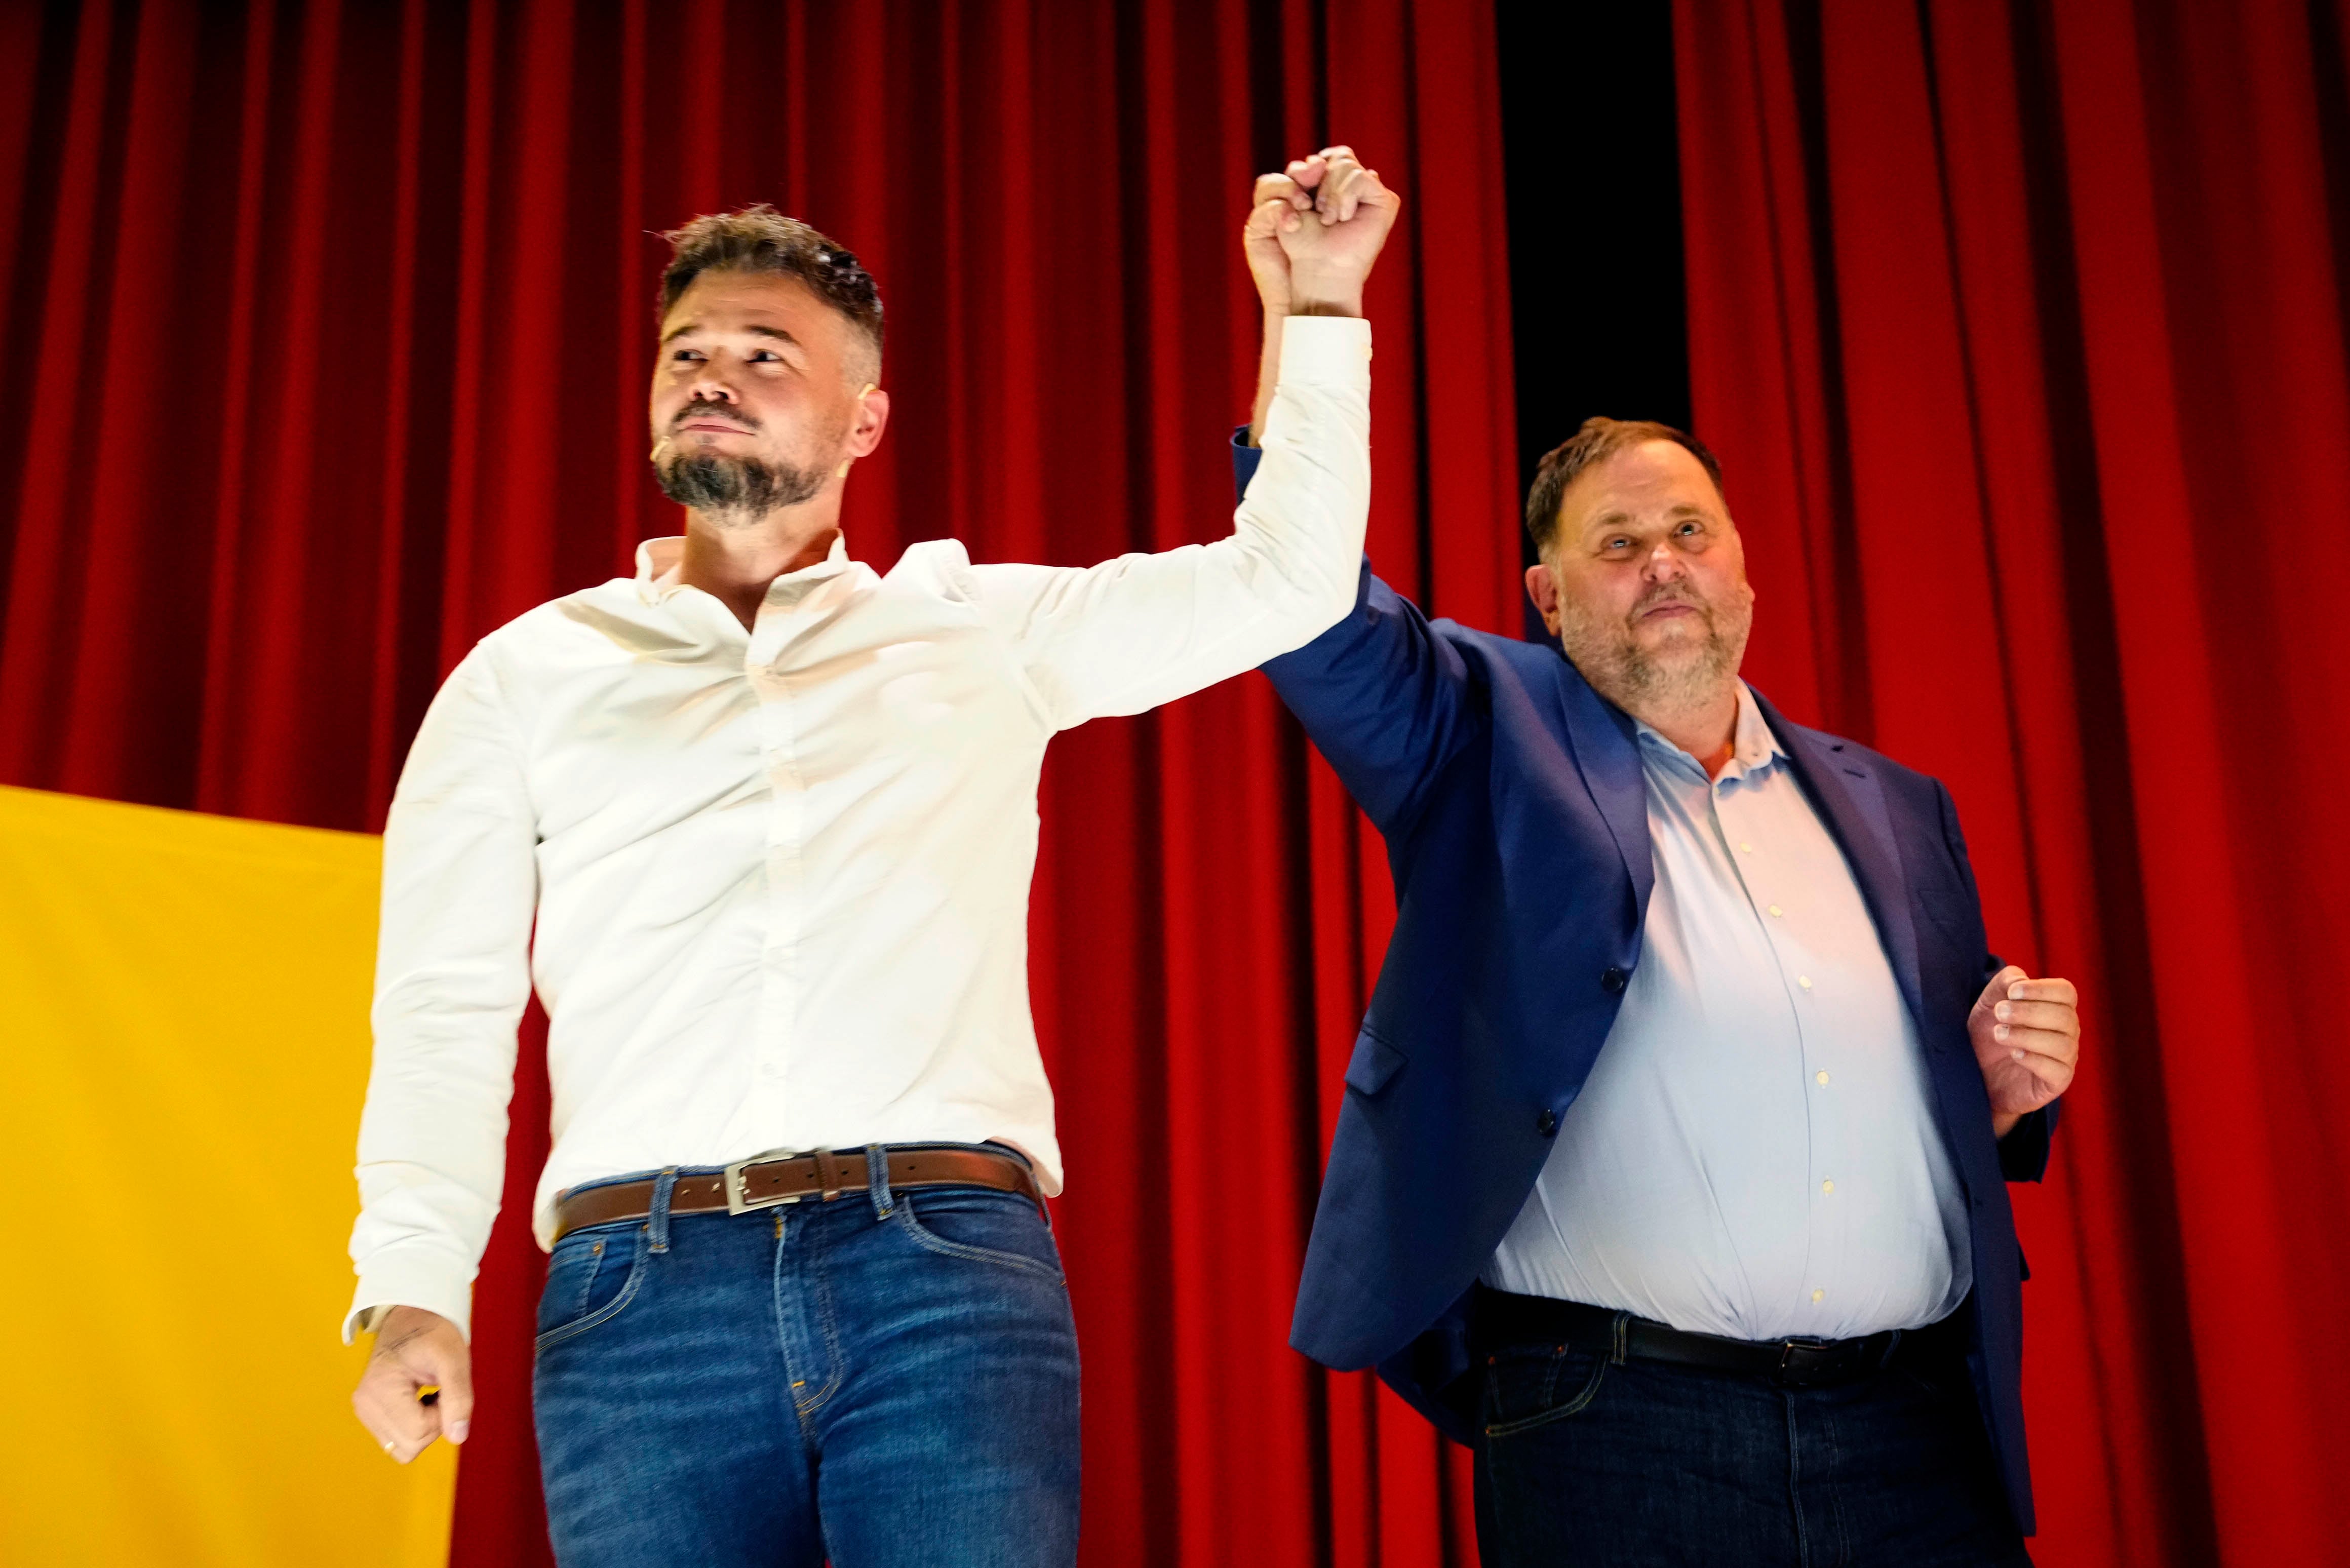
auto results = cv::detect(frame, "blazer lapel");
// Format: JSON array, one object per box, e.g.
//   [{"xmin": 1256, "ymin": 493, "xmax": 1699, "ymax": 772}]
[
  {"xmin": 1756, "ymin": 692, "xmax": 1929, "ymax": 1033},
  {"xmin": 1550, "ymin": 657, "xmax": 1653, "ymax": 911}
]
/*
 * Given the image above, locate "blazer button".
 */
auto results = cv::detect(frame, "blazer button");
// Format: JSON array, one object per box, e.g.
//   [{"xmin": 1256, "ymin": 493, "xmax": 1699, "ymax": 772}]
[
  {"xmin": 1600, "ymin": 966, "xmax": 1628, "ymax": 994},
  {"xmin": 1536, "ymin": 1108, "xmax": 1559, "ymax": 1137}
]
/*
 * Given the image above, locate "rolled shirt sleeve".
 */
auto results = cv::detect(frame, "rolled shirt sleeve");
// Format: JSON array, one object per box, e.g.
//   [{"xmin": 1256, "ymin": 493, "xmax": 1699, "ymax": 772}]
[{"xmin": 344, "ymin": 646, "xmax": 539, "ymax": 1343}]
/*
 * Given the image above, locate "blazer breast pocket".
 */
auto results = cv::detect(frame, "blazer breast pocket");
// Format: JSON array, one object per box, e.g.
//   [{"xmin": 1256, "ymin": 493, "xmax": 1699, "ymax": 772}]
[{"xmin": 1344, "ymin": 1031, "xmax": 1408, "ymax": 1096}]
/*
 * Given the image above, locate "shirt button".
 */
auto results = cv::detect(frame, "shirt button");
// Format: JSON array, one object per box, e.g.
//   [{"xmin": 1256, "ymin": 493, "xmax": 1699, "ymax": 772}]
[
  {"xmin": 1815, "ymin": 1070, "xmax": 1829, "ymax": 1085},
  {"xmin": 1798, "ymin": 975, "xmax": 1813, "ymax": 990},
  {"xmin": 1768, "ymin": 904, "xmax": 1784, "ymax": 917},
  {"xmin": 1740, "ymin": 842, "xmax": 1753, "ymax": 853},
  {"xmin": 1812, "ymin": 1288, "xmax": 1825, "ymax": 1303},
  {"xmin": 1822, "ymin": 1179, "xmax": 1835, "ymax": 1194},
  {"xmin": 1600, "ymin": 966, "xmax": 1628, "ymax": 994},
  {"xmin": 1536, "ymin": 1108, "xmax": 1559, "ymax": 1137}
]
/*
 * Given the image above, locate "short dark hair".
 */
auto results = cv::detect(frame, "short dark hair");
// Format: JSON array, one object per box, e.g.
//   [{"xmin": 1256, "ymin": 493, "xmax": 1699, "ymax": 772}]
[
  {"xmin": 1524, "ymin": 417, "xmax": 1726, "ymax": 554},
  {"xmin": 658, "ymin": 205, "xmax": 884, "ymax": 377}
]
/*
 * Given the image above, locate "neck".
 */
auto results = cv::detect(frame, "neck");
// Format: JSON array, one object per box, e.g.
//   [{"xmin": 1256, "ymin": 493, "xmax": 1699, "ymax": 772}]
[
  {"xmin": 679, "ymin": 494, "xmax": 842, "ymax": 630},
  {"xmin": 1625, "ymin": 680, "xmax": 1742, "ymax": 778}
]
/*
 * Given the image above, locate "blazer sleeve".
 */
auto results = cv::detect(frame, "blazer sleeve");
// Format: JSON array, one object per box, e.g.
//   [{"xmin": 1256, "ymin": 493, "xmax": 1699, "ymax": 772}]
[
  {"xmin": 1236, "ymin": 429, "xmax": 1481, "ymax": 838},
  {"xmin": 1936, "ymin": 779, "xmax": 2060, "ymax": 1183}
]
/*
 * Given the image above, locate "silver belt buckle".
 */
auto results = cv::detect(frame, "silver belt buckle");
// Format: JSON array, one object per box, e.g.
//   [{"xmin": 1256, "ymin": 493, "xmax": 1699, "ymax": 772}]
[{"xmin": 723, "ymin": 1148, "xmax": 812, "ymax": 1215}]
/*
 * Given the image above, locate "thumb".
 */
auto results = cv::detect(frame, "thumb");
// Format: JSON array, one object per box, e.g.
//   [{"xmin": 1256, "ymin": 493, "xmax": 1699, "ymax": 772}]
[{"xmin": 427, "ymin": 1342, "xmax": 476, "ymax": 1445}]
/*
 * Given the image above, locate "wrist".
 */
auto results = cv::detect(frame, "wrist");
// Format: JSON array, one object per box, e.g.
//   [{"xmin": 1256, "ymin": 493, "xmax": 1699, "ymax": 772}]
[{"xmin": 1285, "ymin": 294, "xmax": 1363, "ymax": 319}]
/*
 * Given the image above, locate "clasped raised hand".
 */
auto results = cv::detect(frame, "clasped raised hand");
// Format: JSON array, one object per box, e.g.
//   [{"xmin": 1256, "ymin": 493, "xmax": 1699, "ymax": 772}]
[{"xmin": 1243, "ymin": 145, "xmax": 1401, "ymax": 318}]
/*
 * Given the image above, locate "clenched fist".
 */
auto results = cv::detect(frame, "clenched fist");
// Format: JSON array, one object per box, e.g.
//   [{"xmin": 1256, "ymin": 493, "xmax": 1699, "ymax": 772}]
[
  {"xmin": 1243, "ymin": 145, "xmax": 1401, "ymax": 318},
  {"xmin": 352, "ymin": 1305, "xmax": 473, "ymax": 1463},
  {"xmin": 1968, "ymin": 965, "xmax": 2080, "ymax": 1139}
]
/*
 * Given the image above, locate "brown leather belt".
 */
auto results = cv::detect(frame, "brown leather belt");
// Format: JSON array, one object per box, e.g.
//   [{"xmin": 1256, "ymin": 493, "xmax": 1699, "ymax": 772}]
[{"xmin": 551, "ymin": 1145, "xmax": 1044, "ymax": 1244}]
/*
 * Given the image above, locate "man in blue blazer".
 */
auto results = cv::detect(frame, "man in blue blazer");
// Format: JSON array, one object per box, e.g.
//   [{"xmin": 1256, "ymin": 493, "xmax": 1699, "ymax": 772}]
[{"xmin": 1235, "ymin": 156, "xmax": 2080, "ymax": 1568}]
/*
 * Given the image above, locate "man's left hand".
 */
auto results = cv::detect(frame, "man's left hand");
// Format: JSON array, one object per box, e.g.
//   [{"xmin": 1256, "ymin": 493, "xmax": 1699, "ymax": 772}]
[{"xmin": 1968, "ymin": 965, "xmax": 2080, "ymax": 1139}]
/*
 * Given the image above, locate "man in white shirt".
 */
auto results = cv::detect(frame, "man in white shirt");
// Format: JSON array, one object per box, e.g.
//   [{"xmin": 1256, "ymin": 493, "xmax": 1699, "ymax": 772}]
[{"xmin": 346, "ymin": 153, "xmax": 1396, "ymax": 1567}]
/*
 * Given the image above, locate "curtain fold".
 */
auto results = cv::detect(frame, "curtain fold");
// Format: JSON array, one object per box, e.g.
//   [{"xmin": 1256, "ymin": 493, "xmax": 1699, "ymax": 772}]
[
  {"xmin": 1674, "ymin": 2, "xmax": 2350, "ymax": 1563},
  {"xmin": 0, "ymin": 3, "xmax": 1516, "ymax": 1563}
]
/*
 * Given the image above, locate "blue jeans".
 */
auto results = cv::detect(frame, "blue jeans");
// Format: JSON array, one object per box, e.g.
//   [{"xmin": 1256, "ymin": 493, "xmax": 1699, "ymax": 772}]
[
  {"xmin": 1472, "ymin": 1314, "xmax": 2031, "ymax": 1567},
  {"xmin": 532, "ymin": 1149, "xmax": 1080, "ymax": 1568}
]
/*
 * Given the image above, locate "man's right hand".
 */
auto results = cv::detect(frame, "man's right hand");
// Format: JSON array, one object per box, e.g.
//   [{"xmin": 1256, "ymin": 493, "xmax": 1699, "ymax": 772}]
[{"xmin": 352, "ymin": 1305, "xmax": 473, "ymax": 1463}]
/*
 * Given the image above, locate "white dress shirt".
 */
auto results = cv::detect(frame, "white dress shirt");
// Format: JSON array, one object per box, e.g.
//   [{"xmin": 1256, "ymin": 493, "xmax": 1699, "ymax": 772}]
[
  {"xmin": 1483, "ymin": 683, "xmax": 1971, "ymax": 1340},
  {"xmin": 346, "ymin": 318, "xmax": 1372, "ymax": 1341}
]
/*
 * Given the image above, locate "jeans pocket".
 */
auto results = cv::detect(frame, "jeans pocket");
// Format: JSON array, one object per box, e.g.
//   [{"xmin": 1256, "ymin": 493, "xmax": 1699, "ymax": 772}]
[
  {"xmin": 534, "ymin": 1222, "xmax": 648, "ymax": 1353},
  {"xmin": 1482, "ymin": 1344, "xmax": 1610, "ymax": 1439},
  {"xmin": 895, "ymin": 1188, "xmax": 1065, "ymax": 1282}
]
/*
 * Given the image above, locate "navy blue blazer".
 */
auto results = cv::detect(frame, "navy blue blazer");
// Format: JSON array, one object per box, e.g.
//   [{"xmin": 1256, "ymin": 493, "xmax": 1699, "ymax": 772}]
[{"xmin": 1236, "ymin": 437, "xmax": 2054, "ymax": 1533}]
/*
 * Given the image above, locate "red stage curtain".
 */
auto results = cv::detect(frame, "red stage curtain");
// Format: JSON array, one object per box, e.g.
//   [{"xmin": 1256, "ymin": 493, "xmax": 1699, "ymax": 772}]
[
  {"xmin": 1674, "ymin": 1, "xmax": 2350, "ymax": 1563},
  {"xmin": 0, "ymin": 2, "xmax": 1517, "ymax": 1563}
]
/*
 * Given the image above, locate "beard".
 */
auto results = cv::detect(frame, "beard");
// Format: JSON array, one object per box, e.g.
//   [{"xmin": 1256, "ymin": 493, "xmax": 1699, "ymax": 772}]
[
  {"xmin": 653, "ymin": 447, "xmax": 830, "ymax": 520},
  {"xmin": 1557, "ymin": 577, "xmax": 1754, "ymax": 716}
]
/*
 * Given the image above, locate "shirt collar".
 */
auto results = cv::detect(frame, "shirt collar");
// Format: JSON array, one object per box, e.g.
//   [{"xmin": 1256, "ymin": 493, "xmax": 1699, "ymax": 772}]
[
  {"xmin": 1634, "ymin": 682, "xmax": 1785, "ymax": 780},
  {"xmin": 633, "ymin": 531, "xmax": 853, "ymax": 605}
]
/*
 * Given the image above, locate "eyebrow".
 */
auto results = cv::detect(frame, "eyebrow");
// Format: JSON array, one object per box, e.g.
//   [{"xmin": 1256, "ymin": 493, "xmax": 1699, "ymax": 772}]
[
  {"xmin": 1582, "ymin": 503, "xmax": 1712, "ymax": 538},
  {"xmin": 659, "ymin": 321, "xmax": 804, "ymax": 349}
]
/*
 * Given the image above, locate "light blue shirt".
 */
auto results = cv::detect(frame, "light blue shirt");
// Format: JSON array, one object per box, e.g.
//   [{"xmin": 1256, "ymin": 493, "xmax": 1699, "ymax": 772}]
[{"xmin": 1482, "ymin": 684, "xmax": 1971, "ymax": 1340}]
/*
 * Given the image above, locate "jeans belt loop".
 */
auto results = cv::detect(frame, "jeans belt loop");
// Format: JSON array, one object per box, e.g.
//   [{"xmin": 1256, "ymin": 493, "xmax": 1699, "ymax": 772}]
[
  {"xmin": 647, "ymin": 1166, "xmax": 680, "ymax": 1254},
  {"xmin": 1610, "ymin": 1310, "xmax": 1631, "ymax": 1366},
  {"xmin": 865, "ymin": 1143, "xmax": 895, "ymax": 1220}
]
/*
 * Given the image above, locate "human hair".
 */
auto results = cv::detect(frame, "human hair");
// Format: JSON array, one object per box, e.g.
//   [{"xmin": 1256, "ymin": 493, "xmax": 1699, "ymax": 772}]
[
  {"xmin": 1524, "ymin": 417, "xmax": 1727, "ymax": 554},
  {"xmin": 657, "ymin": 205, "xmax": 884, "ymax": 378}
]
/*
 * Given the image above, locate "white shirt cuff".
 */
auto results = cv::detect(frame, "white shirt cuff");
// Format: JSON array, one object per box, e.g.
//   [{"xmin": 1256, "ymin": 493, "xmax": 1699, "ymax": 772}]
[
  {"xmin": 1277, "ymin": 315, "xmax": 1374, "ymax": 389},
  {"xmin": 344, "ymin": 1253, "xmax": 477, "ymax": 1345}
]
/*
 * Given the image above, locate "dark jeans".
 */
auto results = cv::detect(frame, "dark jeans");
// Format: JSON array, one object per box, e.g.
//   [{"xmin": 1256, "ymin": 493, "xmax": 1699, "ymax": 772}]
[
  {"xmin": 532, "ymin": 1150, "xmax": 1080, "ymax": 1568},
  {"xmin": 1472, "ymin": 1310, "xmax": 2031, "ymax": 1567}
]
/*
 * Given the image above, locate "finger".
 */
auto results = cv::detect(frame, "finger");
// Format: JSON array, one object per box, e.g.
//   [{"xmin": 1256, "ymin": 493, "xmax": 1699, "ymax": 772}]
[
  {"xmin": 1316, "ymin": 152, "xmax": 1362, "ymax": 220},
  {"xmin": 1994, "ymin": 1028, "xmax": 2079, "ymax": 1066},
  {"xmin": 1288, "ymin": 153, "xmax": 1328, "ymax": 193},
  {"xmin": 1252, "ymin": 172, "xmax": 1309, "ymax": 212},
  {"xmin": 432, "ymin": 1355, "xmax": 476, "ymax": 1446},
  {"xmin": 1349, "ymin": 168, "xmax": 1395, "ymax": 217},
  {"xmin": 2006, "ymin": 976, "xmax": 2077, "ymax": 1006},
  {"xmin": 1979, "ymin": 964, "xmax": 2027, "ymax": 1006},
  {"xmin": 2003, "ymin": 1052, "xmax": 2074, "ymax": 1100},
  {"xmin": 1333, "ymin": 166, "xmax": 1377, "ymax": 222},
  {"xmin": 1991, "ymin": 999, "xmax": 2077, "ymax": 1034},
  {"xmin": 355, "ymin": 1377, "xmax": 436, "ymax": 1461}
]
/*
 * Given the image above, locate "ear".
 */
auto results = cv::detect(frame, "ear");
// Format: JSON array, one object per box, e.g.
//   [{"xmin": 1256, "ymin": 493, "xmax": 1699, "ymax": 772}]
[
  {"xmin": 1523, "ymin": 559, "xmax": 1564, "ymax": 637},
  {"xmin": 844, "ymin": 385, "xmax": 890, "ymax": 459}
]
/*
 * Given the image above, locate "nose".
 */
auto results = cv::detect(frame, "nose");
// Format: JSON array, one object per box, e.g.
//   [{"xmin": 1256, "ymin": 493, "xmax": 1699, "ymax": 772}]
[
  {"xmin": 1643, "ymin": 540, "xmax": 1688, "ymax": 581},
  {"xmin": 685, "ymin": 374, "xmax": 739, "ymax": 407}
]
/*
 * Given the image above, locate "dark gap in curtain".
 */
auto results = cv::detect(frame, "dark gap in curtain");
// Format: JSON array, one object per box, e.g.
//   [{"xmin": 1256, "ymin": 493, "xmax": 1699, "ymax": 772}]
[
  {"xmin": 2001, "ymin": 2, "xmax": 2222, "ymax": 1557},
  {"xmin": 1493, "ymin": 0, "xmax": 1689, "ymax": 642},
  {"xmin": 2313, "ymin": 0, "xmax": 2350, "ymax": 384},
  {"xmin": 1777, "ymin": 0, "xmax": 1872, "ymax": 742},
  {"xmin": 0, "ymin": 5, "xmax": 73, "ymax": 662}
]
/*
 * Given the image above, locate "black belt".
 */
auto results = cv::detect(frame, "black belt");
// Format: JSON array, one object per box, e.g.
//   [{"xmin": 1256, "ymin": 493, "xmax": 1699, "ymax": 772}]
[{"xmin": 1472, "ymin": 1286, "xmax": 1969, "ymax": 1389}]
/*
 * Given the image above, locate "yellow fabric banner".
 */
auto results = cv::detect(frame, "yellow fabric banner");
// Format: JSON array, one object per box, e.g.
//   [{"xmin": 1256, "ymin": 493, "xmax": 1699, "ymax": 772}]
[{"xmin": 0, "ymin": 786, "xmax": 454, "ymax": 1567}]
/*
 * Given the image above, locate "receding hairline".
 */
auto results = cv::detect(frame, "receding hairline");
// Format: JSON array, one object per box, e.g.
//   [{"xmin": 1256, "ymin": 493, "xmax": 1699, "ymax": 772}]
[{"xmin": 1525, "ymin": 418, "xmax": 1729, "ymax": 555}]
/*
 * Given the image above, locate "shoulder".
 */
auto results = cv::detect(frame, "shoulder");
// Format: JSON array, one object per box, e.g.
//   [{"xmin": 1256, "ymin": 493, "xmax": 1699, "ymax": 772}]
[{"xmin": 1766, "ymin": 703, "xmax": 1953, "ymax": 818}]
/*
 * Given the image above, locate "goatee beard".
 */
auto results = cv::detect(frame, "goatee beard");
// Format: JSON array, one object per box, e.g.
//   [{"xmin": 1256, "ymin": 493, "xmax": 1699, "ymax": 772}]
[
  {"xmin": 1559, "ymin": 588, "xmax": 1752, "ymax": 718},
  {"xmin": 654, "ymin": 450, "xmax": 828, "ymax": 520}
]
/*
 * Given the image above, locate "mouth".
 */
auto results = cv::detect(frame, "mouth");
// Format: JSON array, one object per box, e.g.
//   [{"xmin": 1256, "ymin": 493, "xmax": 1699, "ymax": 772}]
[{"xmin": 1636, "ymin": 600, "xmax": 1701, "ymax": 622}]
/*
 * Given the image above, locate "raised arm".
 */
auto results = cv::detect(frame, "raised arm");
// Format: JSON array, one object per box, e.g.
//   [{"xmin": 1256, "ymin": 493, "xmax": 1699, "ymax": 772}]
[
  {"xmin": 347, "ymin": 645, "xmax": 540, "ymax": 1462},
  {"xmin": 1231, "ymin": 149, "xmax": 1481, "ymax": 837},
  {"xmin": 963, "ymin": 149, "xmax": 1399, "ymax": 728}
]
